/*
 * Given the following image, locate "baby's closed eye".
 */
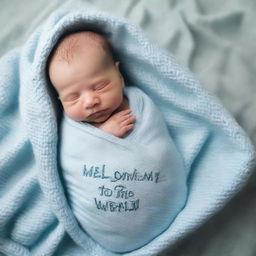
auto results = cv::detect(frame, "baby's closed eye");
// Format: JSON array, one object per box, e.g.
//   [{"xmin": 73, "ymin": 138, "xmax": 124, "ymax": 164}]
[
  {"xmin": 62, "ymin": 93, "xmax": 80, "ymax": 102},
  {"xmin": 94, "ymin": 81, "xmax": 109, "ymax": 91}
]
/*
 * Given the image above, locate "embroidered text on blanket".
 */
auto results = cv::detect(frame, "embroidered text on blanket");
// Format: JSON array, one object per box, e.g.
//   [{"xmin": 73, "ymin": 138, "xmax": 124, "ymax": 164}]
[
  {"xmin": 94, "ymin": 198, "xmax": 140, "ymax": 212},
  {"xmin": 83, "ymin": 164, "xmax": 161, "ymax": 183}
]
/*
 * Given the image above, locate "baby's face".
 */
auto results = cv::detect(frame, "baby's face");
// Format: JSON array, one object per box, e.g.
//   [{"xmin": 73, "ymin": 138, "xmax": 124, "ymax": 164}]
[{"xmin": 49, "ymin": 45, "xmax": 124, "ymax": 123}]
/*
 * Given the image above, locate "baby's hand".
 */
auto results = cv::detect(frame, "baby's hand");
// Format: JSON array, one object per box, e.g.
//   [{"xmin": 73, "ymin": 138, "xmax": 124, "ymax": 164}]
[{"xmin": 100, "ymin": 109, "xmax": 136, "ymax": 138}]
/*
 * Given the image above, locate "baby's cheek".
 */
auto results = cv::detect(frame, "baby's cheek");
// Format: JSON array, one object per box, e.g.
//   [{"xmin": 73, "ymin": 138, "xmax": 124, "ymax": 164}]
[{"xmin": 64, "ymin": 104, "xmax": 84, "ymax": 121}]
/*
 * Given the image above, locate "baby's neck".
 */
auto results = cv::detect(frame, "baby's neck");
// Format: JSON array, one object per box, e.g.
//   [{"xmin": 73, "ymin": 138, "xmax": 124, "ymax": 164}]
[{"xmin": 112, "ymin": 95, "xmax": 129, "ymax": 115}]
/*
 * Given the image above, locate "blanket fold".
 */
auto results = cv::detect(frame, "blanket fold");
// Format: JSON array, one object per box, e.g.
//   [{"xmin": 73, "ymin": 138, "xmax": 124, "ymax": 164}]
[{"xmin": 0, "ymin": 8, "xmax": 255, "ymax": 256}]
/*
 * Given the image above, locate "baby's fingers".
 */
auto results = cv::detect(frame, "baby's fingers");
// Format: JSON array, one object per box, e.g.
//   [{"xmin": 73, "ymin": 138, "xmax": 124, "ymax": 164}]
[
  {"xmin": 121, "ymin": 115, "xmax": 136, "ymax": 125},
  {"xmin": 120, "ymin": 124, "xmax": 134, "ymax": 137},
  {"xmin": 118, "ymin": 109, "xmax": 132, "ymax": 116},
  {"xmin": 110, "ymin": 109, "xmax": 131, "ymax": 121}
]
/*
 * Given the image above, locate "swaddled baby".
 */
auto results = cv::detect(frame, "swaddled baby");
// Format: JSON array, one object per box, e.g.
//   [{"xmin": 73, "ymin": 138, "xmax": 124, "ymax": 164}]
[{"xmin": 48, "ymin": 31, "xmax": 187, "ymax": 253}]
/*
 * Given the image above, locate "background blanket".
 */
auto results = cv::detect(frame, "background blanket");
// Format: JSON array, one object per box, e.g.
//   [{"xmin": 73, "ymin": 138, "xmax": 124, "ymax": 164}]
[{"xmin": 0, "ymin": 1, "xmax": 256, "ymax": 256}]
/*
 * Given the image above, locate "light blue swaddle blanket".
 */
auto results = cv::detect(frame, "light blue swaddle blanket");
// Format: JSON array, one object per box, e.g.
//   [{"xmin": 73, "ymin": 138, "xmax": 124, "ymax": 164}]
[
  {"xmin": 60, "ymin": 85, "xmax": 187, "ymax": 253},
  {"xmin": 0, "ymin": 8, "xmax": 255, "ymax": 256}
]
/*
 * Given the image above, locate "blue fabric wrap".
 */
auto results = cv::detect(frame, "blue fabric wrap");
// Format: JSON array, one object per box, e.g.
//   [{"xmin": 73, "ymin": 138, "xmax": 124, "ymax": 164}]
[
  {"xmin": 59, "ymin": 86, "xmax": 187, "ymax": 253},
  {"xmin": 0, "ymin": 8, "xmax": 255, "ymax": 256}
]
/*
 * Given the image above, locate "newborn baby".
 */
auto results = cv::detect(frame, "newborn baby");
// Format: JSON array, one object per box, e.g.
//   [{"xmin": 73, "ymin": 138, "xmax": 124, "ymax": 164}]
[
  {"xmin": 48, "ymin": 31, "xmax": 135, "ymax": 138},
  {"xmin": 48, "ymin": 31, "xmax": 187, "ymax": 253}
]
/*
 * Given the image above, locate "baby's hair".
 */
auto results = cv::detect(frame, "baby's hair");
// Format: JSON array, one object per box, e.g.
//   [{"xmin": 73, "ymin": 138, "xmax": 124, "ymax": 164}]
[{"xmin": 48, "ymin": 31, "xmax": 115, "ymax": 64}]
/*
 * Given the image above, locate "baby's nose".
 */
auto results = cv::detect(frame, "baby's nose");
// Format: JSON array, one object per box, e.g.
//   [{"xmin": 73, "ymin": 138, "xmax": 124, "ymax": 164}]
[{"xmin": 83, "ymin": 93, "xmax": 100, "ymax": 109}]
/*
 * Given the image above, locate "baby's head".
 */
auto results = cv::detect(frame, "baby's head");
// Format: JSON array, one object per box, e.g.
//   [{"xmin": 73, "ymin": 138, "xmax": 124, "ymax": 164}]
[{"xmin": 48, "ymin": 31, "xmax": 125, "ymax": 124}]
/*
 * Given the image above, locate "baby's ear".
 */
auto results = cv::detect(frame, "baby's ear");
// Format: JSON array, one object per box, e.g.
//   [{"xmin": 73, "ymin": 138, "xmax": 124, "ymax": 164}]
[{"xmin": 115, "ymin": 61, "xmax": 124, "ymax": 87}]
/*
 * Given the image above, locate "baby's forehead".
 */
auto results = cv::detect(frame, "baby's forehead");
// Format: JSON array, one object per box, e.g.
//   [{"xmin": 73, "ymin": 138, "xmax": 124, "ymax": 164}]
[{"xmin": 52, "ymin": 31, "xmax": 109, "ymax": 62}]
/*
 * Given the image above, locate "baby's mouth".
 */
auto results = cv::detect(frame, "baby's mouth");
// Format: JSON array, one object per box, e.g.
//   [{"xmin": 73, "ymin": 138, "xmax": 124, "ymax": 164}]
[{"xmin": 88, "ymin": 109, "xmax": 109, "ymax": 119}]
